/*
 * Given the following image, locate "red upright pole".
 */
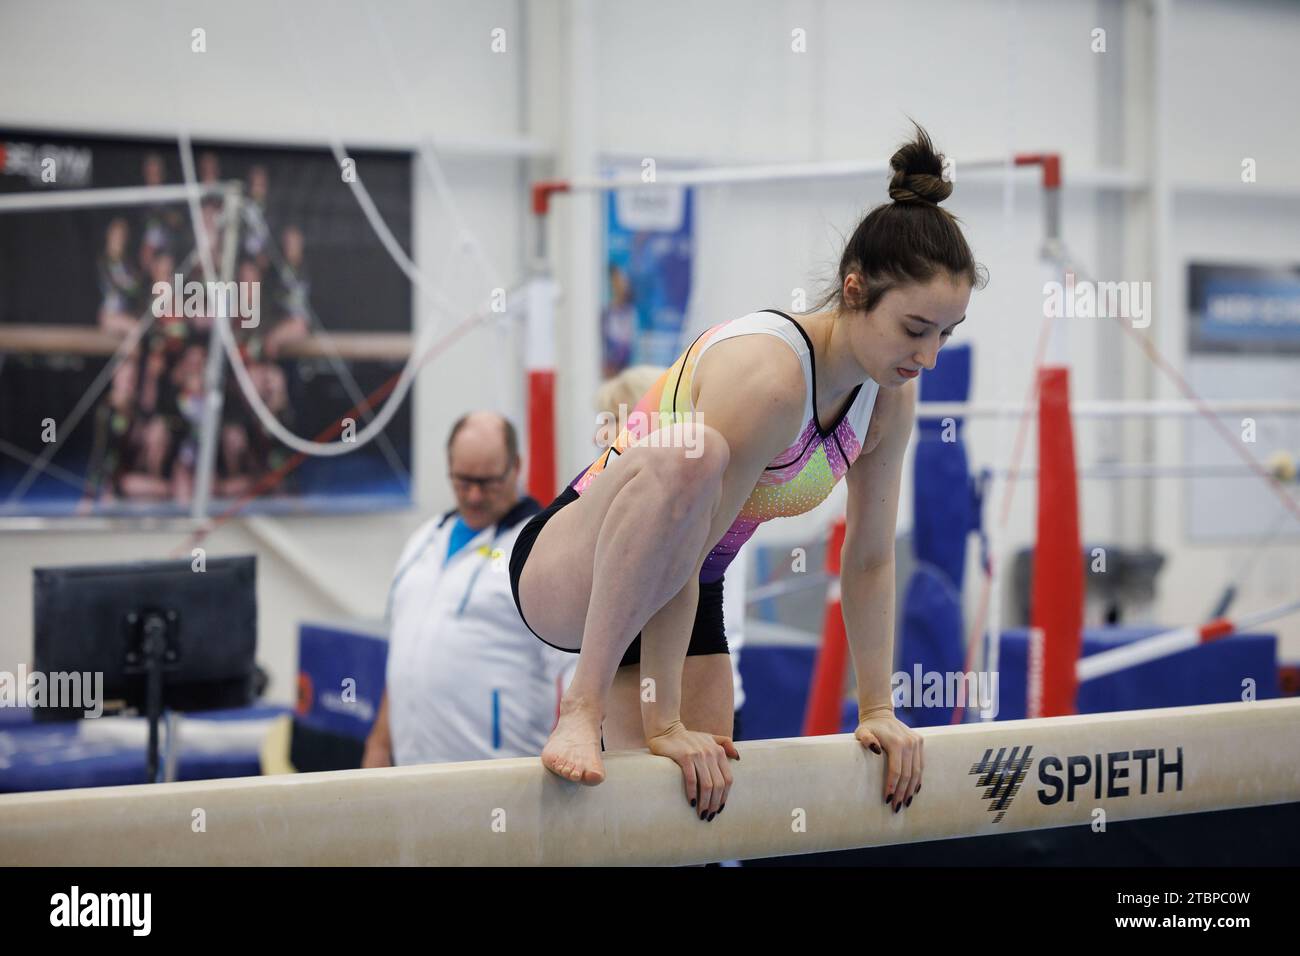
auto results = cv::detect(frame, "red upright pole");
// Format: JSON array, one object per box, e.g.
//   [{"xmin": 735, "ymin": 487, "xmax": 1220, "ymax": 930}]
[
  {"xmin": 802, "ymin": 517, "xmax": 850, "ymax": 735},
  {"xmin": 1028, "ymin": 365, "xmax": 1084, "ymax": 716}
]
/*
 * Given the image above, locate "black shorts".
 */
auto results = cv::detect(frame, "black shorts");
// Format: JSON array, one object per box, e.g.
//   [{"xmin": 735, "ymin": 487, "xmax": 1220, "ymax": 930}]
[{"xmin": 508, "ymin": 485, "xmax": 728, "ymax": 668}]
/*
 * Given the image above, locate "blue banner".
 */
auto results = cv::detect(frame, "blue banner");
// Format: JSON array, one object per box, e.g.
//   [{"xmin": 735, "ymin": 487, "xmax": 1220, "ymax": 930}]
[
  {"xmin": 1189, "ymin": 263, "xmax": 1300, "ymax": 353},
  {"xmin": 602, "ymin": 181, "xmax": 694, "ymax": 376}
]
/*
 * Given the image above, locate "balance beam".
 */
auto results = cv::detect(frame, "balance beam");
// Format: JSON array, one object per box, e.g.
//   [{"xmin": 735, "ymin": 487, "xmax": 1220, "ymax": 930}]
[{"xmin": 1, "ymin": 699, "xmax": 1296, "ymax": 866}]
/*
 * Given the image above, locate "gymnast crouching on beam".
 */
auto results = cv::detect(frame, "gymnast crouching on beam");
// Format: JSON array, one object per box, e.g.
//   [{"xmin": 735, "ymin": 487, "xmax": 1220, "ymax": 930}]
[{"xmin": 509, "ymin": 124, "xmax": 985, "ymax": 820}]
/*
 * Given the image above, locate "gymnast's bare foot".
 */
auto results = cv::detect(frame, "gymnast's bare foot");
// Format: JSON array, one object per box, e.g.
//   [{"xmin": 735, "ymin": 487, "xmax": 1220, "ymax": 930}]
[{"xmin": 541, "ymin": 697, "xmax": 605, "ymax": 785}]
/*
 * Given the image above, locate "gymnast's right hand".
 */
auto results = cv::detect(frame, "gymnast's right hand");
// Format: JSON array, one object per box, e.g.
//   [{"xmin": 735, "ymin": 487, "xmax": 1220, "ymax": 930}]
[{"xmin": 646, "ymin": 721, "xmax": 739, "ymax": 820}]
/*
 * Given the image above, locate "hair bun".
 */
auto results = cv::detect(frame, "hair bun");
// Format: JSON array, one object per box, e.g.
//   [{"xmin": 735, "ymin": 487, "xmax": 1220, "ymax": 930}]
[{"xmin": 888, "ymin": 124, "xmax": 952, "ymax": 206}]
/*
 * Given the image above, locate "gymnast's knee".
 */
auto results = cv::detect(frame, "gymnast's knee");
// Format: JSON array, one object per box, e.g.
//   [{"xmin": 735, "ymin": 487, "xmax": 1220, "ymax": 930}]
[{"xmin": 647, "ymin": 423, "xmax": 729, "ymax": 486}]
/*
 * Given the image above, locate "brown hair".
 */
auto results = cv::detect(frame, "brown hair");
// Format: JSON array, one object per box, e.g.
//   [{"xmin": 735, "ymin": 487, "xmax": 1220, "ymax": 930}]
[{"xmin": 809, "ymin": 123, "xmax": 987, "ymax": 315}]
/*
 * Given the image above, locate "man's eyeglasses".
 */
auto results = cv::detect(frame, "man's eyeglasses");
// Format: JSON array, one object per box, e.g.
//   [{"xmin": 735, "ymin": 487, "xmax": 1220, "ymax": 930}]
[{"xmin": 449, "ymin": 469, "xmax": 513, "ymax": 492}]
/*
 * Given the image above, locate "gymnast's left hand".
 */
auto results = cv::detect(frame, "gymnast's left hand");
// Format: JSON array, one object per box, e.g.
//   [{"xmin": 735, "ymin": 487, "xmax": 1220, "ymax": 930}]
[{"xmin": 855, "ymin": 706, "xmax": 923, "ymax": 813}]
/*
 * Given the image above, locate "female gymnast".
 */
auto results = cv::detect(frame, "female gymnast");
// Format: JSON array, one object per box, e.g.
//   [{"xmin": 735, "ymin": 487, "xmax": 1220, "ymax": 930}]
[{"xmin": 510, "ymin": 125, "xmax": 985, "ymax": 821}]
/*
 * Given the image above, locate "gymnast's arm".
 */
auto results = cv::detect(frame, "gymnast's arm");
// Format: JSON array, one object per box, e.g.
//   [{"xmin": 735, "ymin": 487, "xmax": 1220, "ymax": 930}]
[
  {"xmin": 841, "ymin": 379, "xmax": 924, "ymax": 806},
  {"xmin": 637, "ymin": 336, "xmax": 806, "ymax": 740},
  {"xmin": 841, "ymin": 380, "xmax": 913, "ymax": 710}
]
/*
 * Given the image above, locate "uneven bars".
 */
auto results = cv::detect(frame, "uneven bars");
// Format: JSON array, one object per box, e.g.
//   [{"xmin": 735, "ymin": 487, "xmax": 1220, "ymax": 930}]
[
  {"xmin": 0, "ymin": 182, "xmax": 237, "ymax": 214},
  {"xmin": 917, "ymin": 400, "xmax": 1300, "ymax": 419},
  {"xmin": 983, "ymin": 463, "xmax": 1295, "ymax": 481},
  {"xmin": 0, "ymin": 699, "xmax": 1295, "ymax": 866},
  {"xmin": 1077, "ymin": 599, "xmax": 1300, "ymax": 683},
  {"xmin": 532, "ymin": 154, "xmax": 1054, "ymax": 215},
  {"xmin": 0, "ymin": 325, "xmax": 413, "ymax": 362}
]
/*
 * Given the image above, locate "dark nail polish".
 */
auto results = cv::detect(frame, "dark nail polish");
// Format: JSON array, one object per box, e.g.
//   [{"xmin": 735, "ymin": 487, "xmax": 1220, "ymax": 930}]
[
  {"xmin": 884, "ymin": 793, "xmax": 893, "ymax": 804},
  {"xmin": 690, "ymin": 799, "xmax": 696, "ymax": 808},
  {"xmin": 916, "ymin": 784, "xmax": 921, "ymax": 794},
  {"xmin": 906, "ymin": 796, "xmax": 913, "ymax": 807},
  {"xmin": 707, "ymin": 812, "xmax": 716, "ymax": 821},
  {"xmin": 718, "ymin": 805, "xmax": 725, "ymax": 814},
  {"xmin": 893, "ymin": 802, "xmax": 901, "ymax": 814},
  {"xmin": 870, "ymin": 744, "xmax": 882, "ymax": 755}
]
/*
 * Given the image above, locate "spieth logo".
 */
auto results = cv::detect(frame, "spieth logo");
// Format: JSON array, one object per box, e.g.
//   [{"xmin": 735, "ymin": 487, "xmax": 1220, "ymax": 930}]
[
  {"xmin": 972, "ymin": 743, "xmax": 1186, "ymax": 824},
  {"xmin": 0, "ymin": 141, "xmax": 94, "ymax": 187},
  {"xmin": 970, "ymin": 746, "xmax": 1034, "ymax": 824}
]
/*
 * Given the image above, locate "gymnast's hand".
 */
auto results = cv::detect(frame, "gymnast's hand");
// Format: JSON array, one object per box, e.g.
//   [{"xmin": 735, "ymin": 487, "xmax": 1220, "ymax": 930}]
[
  {"xmin": 646, "ymin": 720, "xmax": 739, "ymax": 821},
  {"xmin": 855, "ymin": 706, "xmax": 924, "ymax": 813}
]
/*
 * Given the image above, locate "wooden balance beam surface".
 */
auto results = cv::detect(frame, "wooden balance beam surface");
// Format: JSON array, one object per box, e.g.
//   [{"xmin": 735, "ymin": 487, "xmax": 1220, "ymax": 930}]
[{"xmin": 0, "ymin": 699, "xmax": 1296, "ymax": 866}]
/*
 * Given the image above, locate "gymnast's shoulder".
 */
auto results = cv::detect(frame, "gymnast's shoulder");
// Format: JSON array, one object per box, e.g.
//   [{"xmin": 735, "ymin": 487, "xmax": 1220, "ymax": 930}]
[
  {"xmin": 691, "ymin": 339, "xmax": 804, "ymax": 454},
  {"xmin": 689, "ymin": 328, "xmax": 805, "ymax": 419}
]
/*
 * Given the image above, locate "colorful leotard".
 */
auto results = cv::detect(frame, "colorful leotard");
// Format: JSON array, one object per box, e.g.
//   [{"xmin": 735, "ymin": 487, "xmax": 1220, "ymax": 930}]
[{"xmin": 570, "ymin": 309, "xmax": 880, "ymax": 583}]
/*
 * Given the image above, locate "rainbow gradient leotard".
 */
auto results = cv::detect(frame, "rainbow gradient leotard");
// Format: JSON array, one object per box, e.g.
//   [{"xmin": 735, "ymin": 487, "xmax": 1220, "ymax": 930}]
[{"xmin": 570, "ymin": 309, "xmax": 881, "ymax": 584}]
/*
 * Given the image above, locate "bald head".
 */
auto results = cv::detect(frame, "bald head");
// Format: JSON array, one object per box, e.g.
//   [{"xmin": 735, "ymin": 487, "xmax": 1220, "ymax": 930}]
[
  {"xmin": 446, "ymin": 411, "xmax": 521, "ymax": 530},
  {"xmin": 447, "ymin": 411, "xmax": 517, "ymax": 466}
]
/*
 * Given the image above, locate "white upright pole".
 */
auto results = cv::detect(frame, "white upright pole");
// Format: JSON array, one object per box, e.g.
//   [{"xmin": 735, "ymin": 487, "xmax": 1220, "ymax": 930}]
[
  {"xmin": 561, "ymin": 0, "xmax": 600, "ymax": 483},
  {"xmin": 191, "ymin": 188, "xmax": 242, "ymax": 522}
]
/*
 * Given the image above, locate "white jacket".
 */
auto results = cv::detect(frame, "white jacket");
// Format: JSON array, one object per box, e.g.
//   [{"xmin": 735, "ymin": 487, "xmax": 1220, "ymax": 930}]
[{"xmin": 385, "ymin": 498, "xmax": 574, "ymax": 764}]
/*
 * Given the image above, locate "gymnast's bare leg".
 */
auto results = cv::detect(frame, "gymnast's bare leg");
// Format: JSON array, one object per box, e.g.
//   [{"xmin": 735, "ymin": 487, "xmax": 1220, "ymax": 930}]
[{"xmin": 516, "ymin": 422, "xmax": 730, "ymax": 786}]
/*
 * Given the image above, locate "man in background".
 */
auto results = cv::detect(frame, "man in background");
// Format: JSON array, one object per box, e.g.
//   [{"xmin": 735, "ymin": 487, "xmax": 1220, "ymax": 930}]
[{"xmin": 364, "ymin": 411, "xmax": 573, "ymax": 766}]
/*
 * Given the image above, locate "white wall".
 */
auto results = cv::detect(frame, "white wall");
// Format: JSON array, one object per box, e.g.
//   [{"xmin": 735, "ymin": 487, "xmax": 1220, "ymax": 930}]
[
  {"xmin": 0, "ymin": 0, "xmax": 537, "ymax": 700},
  {"xmin": 1, "ymin": 0, "xmax": 1296, "ymax": 704},
  {"xmin": 1156, "ymin": 0, "xmax": 1300, "ymax": 656}
]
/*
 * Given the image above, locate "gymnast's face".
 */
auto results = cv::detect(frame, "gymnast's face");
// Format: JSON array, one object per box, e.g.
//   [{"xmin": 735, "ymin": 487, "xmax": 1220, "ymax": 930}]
[{"xmin": 846, "ymin": 272, "xmax": 971, "ymax": 387}]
